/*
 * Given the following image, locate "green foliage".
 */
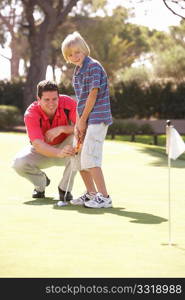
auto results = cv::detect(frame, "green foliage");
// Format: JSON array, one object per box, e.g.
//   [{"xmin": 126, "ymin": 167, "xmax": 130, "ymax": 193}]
[
  {"xmin": 0, "ymin": 105, "xmax": 23, "ymax": 129},
  {"xmin": 120, "ymin": 23, "xmax": 150, "ymax": 56},
  {"xmin": 169, "ymin": 19, "xmax": 185, "ymax": 48},
  {"xmin": 58, "ymin": 82, "xmax": 74, "ymax": 96},
  {"xmin": 153, "ymin": 45, "xmax": 185, "ymax": 80},
  {"xmin": 111, "ymin": 80, "xmax": 185, "ymax": 119},
  {"xmin": 108, "ymin": 119, "xmax": 153, "ymax": 138},
  {"xmin": 139, "ymin": 123, "xmax": 154, "ymax": 134},
  {"xmin": 1, "ymin": 79, "xmax": 185, "ymax": 121},
  {"xmin": 147, "ymin": 29, "xmax": 173, "ymax": 52},
  {"xmin": 53, "ymin": 7, "xmax": 147, "ymax": 82},
  {"xmin": 121, "ymin": 66, "xmax": 150, "ymax": 84},
  {"xmin": 0, "ymin": 80, "xmax": 24, "ymax": 112},
  {"xmin": 111, "ymin": 81, "xmax": 148, "ymax": 118}
]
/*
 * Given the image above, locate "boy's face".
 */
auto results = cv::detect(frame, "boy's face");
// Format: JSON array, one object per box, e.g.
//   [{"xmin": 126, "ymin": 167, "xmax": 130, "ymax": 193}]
[
  {"xmin": 37, "ymin": 91, "xmax": 59, "ymax": 117},
  {"xmin": 67, "ymin": 47, "xmax": 85, "ymax": 67}
]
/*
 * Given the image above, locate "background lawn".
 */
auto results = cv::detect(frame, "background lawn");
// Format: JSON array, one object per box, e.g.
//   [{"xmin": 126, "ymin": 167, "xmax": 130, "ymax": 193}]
[{"xmin": 0, "ymin": 132, "xmax": 185, "ymax": 277}]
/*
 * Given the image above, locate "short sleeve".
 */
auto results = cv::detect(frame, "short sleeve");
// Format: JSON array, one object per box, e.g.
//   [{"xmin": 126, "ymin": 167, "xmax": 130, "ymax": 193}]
[
  {"xmin": 24, "ymin": 114, "xmax": 44, "ymax": 142},
  {"xmin": 89, "ymin": 64, "xmax": 102, "ymax": 90},
  {"xmin": 60, "ymin": 95, "xmax": 77, "ymax": 124}
]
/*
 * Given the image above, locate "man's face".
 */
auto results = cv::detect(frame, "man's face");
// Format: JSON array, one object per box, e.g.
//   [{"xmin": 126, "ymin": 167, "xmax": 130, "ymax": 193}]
[{"xmin": 38, "ymin": 91, "xmax": 59, "ymax": 117}]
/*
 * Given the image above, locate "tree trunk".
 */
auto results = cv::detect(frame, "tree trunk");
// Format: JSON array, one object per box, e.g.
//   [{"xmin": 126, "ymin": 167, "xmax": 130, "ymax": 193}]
[
  {"xmin": 23, "ymin": 37, "xmax": 50, "ymax": 109},
  {"xmin": 10, "ymin": 52, "xmax": 20, "ymax": 79},
  {"xmin": 22, "ymin": 0, "xmax": 79, "ymax": 109}
]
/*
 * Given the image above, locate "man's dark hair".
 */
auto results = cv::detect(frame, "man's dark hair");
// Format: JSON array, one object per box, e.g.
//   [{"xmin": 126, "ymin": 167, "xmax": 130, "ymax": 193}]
[{"xmin": 37, "ymin": 80, "xmax": 59, "ymax": 98}]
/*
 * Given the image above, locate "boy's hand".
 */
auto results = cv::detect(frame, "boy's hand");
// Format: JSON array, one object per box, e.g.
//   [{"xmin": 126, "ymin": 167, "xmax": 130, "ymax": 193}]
[{"xmin": 77, "ymin": 119, "xmax": 87, "ymax": 142}]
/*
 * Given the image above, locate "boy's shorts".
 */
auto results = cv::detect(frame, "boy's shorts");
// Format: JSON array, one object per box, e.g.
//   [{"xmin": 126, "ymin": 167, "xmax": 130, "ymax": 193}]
[{"xmin": 73, "ymin": 123, "xmax": 108, "ymax": 171}]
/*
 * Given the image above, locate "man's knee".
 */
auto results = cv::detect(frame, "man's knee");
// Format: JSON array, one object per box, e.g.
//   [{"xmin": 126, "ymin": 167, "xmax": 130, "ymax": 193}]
[{"xmin": 12, "ymin": 157, "xmax": 27, "ymax": 174}]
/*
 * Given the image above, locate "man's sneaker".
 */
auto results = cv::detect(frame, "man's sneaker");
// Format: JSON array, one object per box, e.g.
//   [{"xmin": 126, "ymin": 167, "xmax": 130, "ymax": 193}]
[
  {"xmin": 32, "ymin": 174, "xmax": 50, "ymax": 198},
  {"xmin": 84, "ymin": 193, "xmax": 112, "ymax": 208},
  {"xmin": 58, "ymin": 187, "xmax": 73, "ymax": 201},
  {"xmin": 70, "ymin": 192, "xmax": 95, "ymax": 206}
]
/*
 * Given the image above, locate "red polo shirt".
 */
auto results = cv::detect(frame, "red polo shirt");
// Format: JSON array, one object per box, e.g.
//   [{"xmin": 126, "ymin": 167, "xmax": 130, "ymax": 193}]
[{"xmin": 24, "ymin": 95, "xmax": 76, "ymax": 145}]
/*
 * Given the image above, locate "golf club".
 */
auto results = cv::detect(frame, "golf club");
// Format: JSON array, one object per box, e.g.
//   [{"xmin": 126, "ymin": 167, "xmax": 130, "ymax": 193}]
[{"xmin": 56, "ymin": 141, "xmax": 81, "ymax": 207}]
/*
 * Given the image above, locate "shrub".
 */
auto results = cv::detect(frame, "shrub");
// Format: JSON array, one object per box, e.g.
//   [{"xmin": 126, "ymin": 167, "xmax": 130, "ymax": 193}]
[
  {"xmin": 139, "ymin": 123, "xmax": 154, "ymax": 134},
  {"xmin": 108, "ymin": 119, "xmax": 140, "ymax": 138},
  {"xmin": 0, "ymin": 80, "xmax": 24, "ymax": 113},
  {"xmin": 121, "ymin": 66, "xmax": 150, "ymax": 84},
  {"xmin": 110, "ymin": 80, "xmax": 185, "ymax": 119},
  {"xmin": 122, "ymin": 121, "xmax": 140, "ymax": 134},
  {"xmin": 0, "ymin": 105, "xmax": 23, "ymax": 130},
  {"xmin": 108, "ymin": 119, "xmax": 155, "ymax": 139}
]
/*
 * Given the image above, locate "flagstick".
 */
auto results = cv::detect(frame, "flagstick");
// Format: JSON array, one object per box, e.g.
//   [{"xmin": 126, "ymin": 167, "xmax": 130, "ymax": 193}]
[
  {"xmin": 166, "ymin": 120, "xmax": 172, "ymax": 246},
  {"xmin": 168, "ymin": 151, "xmax": 172, "ymax": 246},
  {"xmin": 165, "ymin": 120, "xmax": 185, "ymax": 246}
]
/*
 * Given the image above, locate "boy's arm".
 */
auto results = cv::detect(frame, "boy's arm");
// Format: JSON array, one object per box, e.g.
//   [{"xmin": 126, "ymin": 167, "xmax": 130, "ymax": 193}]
[{"xmin": 78, "ymin": 88, "xmax": 98, "ymax": 133}]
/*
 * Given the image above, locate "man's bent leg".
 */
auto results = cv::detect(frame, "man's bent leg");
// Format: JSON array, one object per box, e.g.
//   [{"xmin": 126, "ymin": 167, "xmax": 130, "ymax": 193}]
[{"xmin": 12, "ymin": 145, "xmax": 60, "ymax": 192}]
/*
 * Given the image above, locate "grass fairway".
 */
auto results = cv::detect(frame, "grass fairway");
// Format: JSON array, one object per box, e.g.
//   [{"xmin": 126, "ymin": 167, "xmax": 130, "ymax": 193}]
[{"xmin": 0, "ymin": 132, "xmax": 185, "ymax": 278}]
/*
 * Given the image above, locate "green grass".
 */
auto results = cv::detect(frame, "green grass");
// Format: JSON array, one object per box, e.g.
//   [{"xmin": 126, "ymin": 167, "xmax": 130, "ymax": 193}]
[
  {"xmin": 107, "ymin": 134, "xmax": 185, "ymax": 160},
  {"xmin": 107, "ymin": 134, "xmax": 167, "ymax": 146},
  {"xmin": 1, "ymin": 132, "xmax": 185, "ymax": 277}
]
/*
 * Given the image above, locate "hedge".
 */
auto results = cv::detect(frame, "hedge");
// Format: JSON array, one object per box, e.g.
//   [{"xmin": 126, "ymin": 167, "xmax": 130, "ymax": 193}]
[
  {"xmin": 0, "ymin": 105, "xmax": 23, "ymax": 130},
  {"xmin": 108, "ymin": 119, "xmax": 154, "ymax": 139},
  {"xmin": 1, "ymin": 80, "xmax": 185, "ymax": 119}
]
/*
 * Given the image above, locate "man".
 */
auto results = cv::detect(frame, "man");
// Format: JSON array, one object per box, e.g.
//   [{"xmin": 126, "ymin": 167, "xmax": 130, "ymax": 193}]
[{"xmin": 12, "ymin": 80, "xmax": 76, "ymax": 201}]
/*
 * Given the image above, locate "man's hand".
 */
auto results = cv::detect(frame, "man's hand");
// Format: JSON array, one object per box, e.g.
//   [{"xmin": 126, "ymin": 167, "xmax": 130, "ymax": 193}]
[
  {"xmin": 32, "ymin": 139, "xmax": 76, "ymax": 158},
  {"xmin": 57, "ymin": 145, "xmax": 76, "ymax": 158},
  {"xmin": 45, "ymin": 126, "xmax": 67, "ymax": 143}
]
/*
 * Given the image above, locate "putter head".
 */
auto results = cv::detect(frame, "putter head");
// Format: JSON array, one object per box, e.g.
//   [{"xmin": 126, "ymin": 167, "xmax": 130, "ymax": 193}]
[{"xmin": 56, "ymin": 200, "xmax": 68, "ymax": 207}]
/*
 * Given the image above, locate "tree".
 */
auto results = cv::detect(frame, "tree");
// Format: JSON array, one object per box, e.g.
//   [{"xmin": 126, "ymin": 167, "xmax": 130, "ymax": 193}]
[
  {"xmin": 51, "ymin": 6, "xmax": 150, "ymax": 84},
  {"xmin": 162, "ymin": 0, "xmax": 185, "ymax": 19},
  {"xmin": 169, "ymin": 19, "xmax": 185, "ymax": 47},
  {"xmin": 148, "ymin": 19, "xmax": 185, "ymax": 81},
  {"xmin": 21, "ymin": 0, "xmax": 107, "ymax": 108},
  {"xmin": 0, "ymin": 0, "xmax": 26, "ymax": 79},
  {"xmin": 73, "ymin": 7, "xmax": 137, "ymax": 81},
  {"xmin": 152, "ymin": 44, "xmax": 185, "ymax": 81},
  {"xmin": 130, "ymin": 0, "xmax": 185, "ymax": 19},
  {"xmin": 21, "ymin": 0, "xmax": 80, "ymax": 108}
]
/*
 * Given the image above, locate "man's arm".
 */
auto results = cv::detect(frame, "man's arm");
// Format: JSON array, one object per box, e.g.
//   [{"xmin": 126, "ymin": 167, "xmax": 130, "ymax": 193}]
[
  {"xmin": 45, "ymin": 125, "xmax": 74, "ymax": 143},
  {"xmin": 32, "ymin": 139, "xmax": 75, "ymax": 158}
]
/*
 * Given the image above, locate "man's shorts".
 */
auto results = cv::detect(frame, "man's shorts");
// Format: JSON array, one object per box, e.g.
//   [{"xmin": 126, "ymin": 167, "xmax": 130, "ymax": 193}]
[{"xmin": 73, "ymin": 123, "xmax": 108, "ymax": 171}]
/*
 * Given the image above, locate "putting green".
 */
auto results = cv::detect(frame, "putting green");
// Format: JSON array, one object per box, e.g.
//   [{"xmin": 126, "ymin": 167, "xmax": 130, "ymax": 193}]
[{"xmin": 0, "ymin": 132, "xmax": 185, "ymax": 277}]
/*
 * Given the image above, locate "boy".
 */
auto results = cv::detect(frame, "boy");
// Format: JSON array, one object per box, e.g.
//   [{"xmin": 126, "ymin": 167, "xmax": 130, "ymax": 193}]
[{"xmin": 61, "ymin": 32, "xmax": 113, "ymax": 208}]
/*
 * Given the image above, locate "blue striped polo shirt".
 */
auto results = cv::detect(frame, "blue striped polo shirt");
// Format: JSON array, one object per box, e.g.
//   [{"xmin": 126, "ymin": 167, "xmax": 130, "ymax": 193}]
[{"xmin": 72, "ymin": 56, "xmax": 112, "ymax": 125}]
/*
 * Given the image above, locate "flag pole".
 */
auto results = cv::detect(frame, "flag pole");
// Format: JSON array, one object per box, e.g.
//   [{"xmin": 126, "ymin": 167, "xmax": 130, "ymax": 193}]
[
  {"xmin": 166, "ymin": 120, "xmax": 172, "ymax": 246},
  {"xmin": 165, "ymin": 120, "xmax": 185, "ymax": 246}
]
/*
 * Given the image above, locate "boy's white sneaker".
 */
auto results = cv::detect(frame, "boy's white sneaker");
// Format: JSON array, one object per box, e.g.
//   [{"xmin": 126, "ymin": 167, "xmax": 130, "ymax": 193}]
[
  {"xmin": 70, "ymin": 192, "xmax": 95, "ymax": 206},
  {"xmin": 84, "ymin": 193, "xmax": 112, "ymax": 208}
]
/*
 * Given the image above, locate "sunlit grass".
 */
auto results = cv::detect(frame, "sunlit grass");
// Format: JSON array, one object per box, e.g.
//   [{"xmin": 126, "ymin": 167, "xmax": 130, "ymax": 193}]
[{"xmin": 0, "ymin": 132, "xmax": 185, "ymax": 277}]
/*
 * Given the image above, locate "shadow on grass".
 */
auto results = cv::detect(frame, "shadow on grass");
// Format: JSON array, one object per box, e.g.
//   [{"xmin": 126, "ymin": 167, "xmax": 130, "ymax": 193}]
[
  {"xmin": 53, "ymin": 205, "xmax": 167, "ymax": 224},
  {"xmin": 24, "ymin": 197, "xmax": 55, "ymax": 205},
  {"xmin": 138, "ymin": 146, "xmax": 185, "ymax": 168},
  {"xmin": 24, "ymin": 198, "xmax": 167, "ymax": 224}
]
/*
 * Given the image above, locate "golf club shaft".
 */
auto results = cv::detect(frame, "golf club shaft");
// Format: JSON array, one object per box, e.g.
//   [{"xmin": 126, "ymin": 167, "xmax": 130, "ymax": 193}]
[{"xmin": 64, "ymin": 167, "xmax": 73, "ymax": 202}]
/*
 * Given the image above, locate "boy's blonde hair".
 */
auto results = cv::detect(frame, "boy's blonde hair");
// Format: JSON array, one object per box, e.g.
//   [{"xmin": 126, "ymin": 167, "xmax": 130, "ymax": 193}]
[{"xmin": 61, "ymin": 31, "xmax": 90, "ymax": 63}]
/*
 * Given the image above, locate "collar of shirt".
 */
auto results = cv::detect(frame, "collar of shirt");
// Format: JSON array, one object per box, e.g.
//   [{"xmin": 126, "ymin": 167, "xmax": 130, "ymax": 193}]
[
  {"xmin": 75, "ymin": 56, "xmax": 91, "ymax": 75},
  {"xmin": 37, "ymin": 104, "xmax": 60, "ymax": 121}
]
